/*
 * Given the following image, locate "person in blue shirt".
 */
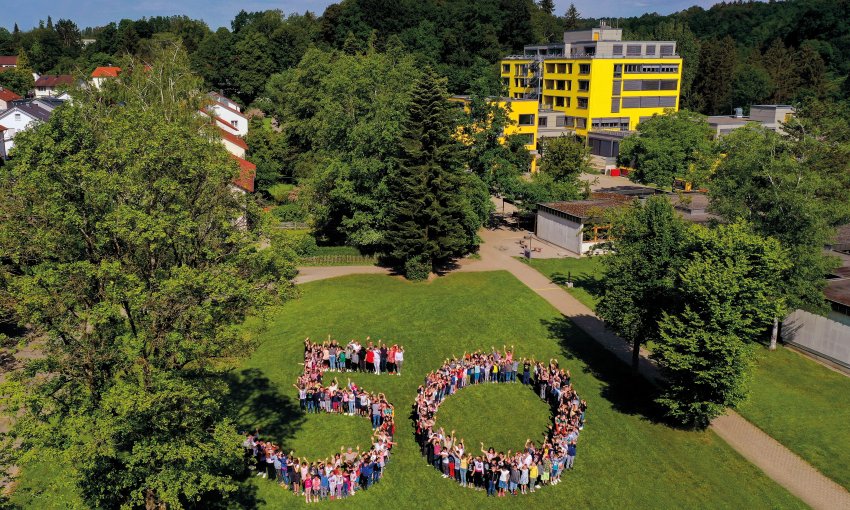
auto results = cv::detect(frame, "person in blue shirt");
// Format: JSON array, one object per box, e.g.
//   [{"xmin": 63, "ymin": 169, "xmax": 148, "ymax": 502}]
[
  {"xmin": 360, "ymin": 461, "xmax": 373, "ymax": 489},
  {"xmin": 566, "ymin": 441, "xmax": 577, "ymax": 470}
]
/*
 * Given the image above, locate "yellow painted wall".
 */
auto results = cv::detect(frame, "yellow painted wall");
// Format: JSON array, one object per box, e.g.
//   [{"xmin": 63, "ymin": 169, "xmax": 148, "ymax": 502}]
[{"xmin": 501, "ymin": 56, "xmax": 683, "ymax": 137}]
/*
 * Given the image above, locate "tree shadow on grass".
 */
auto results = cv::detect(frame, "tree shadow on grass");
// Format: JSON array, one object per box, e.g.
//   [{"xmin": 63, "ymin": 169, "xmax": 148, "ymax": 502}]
[
  {"xmin": 542, "ymin": 316, "xmax": 676, "ymax": 427},
  {"xmin": 549, "ymin": 272, "xmax": 604, "ymax": 301},
  {"xmin": 222, "ymin": 368, "xmax": 306, "ymax": 508},
  {"xmin": 224, "ymin": 368, "xmax": 305, "ymax": 444}
]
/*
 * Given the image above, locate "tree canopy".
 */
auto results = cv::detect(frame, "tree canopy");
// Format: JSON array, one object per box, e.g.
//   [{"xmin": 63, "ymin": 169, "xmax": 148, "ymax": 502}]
[
  {"xmin": 618, "ymin": 110, "xmax": 716, "ymax": 188},
  {"xmin": 0, "ymin": 46, "xmax": 297, "ymax": 509}
]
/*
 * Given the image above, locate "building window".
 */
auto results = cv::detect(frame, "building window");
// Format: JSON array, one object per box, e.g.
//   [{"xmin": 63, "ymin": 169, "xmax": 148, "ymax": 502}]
[
  {"xmin": 518, "ymin": 114, "xmax": 535, "ymax": 126},
  {"xmin": 539, "ymin": 116, "xmax": 548, "ymax": 127},
  {"xmin": 611, "ymin": 98, "xmax": 620, "ymax": 113},
  {"xmin": 659, "ymin": 96, "xmax": 677, "ymax": 107},
  {"xmin": 583, "ymin": 46, "xmax": 596, "ymax": 56},
  {"xmin": 555, "ymin": 97, "xmax": 565, "ymax": 107},
  {"xmin": 502, "ymin": 64, "xmax": 510, "ymax": 73},
  {"xmin": 579, "ymin": 64, "xmax": 590, "ymax": 75},
  {"xmin": 623, "ymin": 80, "xmax": 641, "ymax": 91},
  {"xmin": 626, "ymin": 45, "xmax": 641, "ymax": 56},
  {"xmin": 612, "ymin": 80, "xmax": 621, "ymax": 95},
  {"xmin": 642, "ymin": 64, "xmax": 661, "ymax": 73},
  {"xmin": 556, "ymin": 116, "xmax": 566, "ymax": 127},
  {"xmin": 565, "ymin": 116, "xmax": 575, "ymax": 127},
  {"xmin": 231, "ymin": 120, "xmax": 238, "ymax": 128},
  {"xmin": 575, "ymin": 117, "xmax": 587, "ymax": 129},
  {"xmin": 621, "ymin": 97, "xmax": 640, "ymax": 108},
  {"xmin": 14, "ymin": 113, "xmax": 21, "ymax": 121},
  {"xmin": 577, "ymin": 97, "xmax": 588, "ymax": 109},
  {"xmin": 502, "ymin": 77, "xmax": 509, "ymax": 88},
  {"xmin": 578, "ymin": 80, "xmax": 589, "ymax": 92},
  {"xmin": 640, "ymin": 96, "xmax": 660, "ymax": 108},
  {"xmin": 545, "ymin": 63, "xmax": 555, "ymax": 73},
  {"xmin": 613, "ymin": 45, "xmax": 623, "ymax": 56},
  {"xmin": 614, "ymin": 64, "xmax": 622, "ymax": 78},
  {"xmin": 660, "ymin": 45, "xmax": 675, "ymax": 56},
  {"xmin": 625, "ymin": 64, "xmax": 640, "ymax": 73},
  {"xmin": 660, "ymin": 79, "xmax": 678, "ymax": 90},
  {"xmin": 646, "ymin": 45, "xmax": 656, "ymax": 56},
  {"xmin": 642, "ymin": 79, "xmax": 660, "ymax": 91},
  {"xmin": 660, "ymin": 64, "xmax": 679, "ymax": 73}
]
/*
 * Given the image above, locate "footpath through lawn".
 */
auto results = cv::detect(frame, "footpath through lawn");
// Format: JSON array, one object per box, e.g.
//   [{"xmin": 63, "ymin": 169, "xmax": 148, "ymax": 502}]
[{"xmin": 243, "ymin": 271, "xmax": 804, "ymax": 509}]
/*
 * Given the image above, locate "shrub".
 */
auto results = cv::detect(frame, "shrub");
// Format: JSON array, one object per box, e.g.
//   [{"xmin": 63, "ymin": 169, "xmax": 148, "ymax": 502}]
[
  {"xmin": 272, "ymin": 203, "xmax": 306, "ymax": 222},
  {"xmin": 404, "ymin": 257, "xmax": 430, "ymax": 281}
]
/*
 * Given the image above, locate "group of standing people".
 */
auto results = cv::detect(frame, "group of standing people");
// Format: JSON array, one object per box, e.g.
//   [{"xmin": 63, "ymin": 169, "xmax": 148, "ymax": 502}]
[
  {"xmin": 243, "ymin": 337, "xmax": 401, "ymax": 502},
  {"xmin": 413, "ymin": 347, "xmax": 586, "ymax": 496},
  {"xmin": 302, "ymin": 336, "xmax": 405, "ymax": 377}
]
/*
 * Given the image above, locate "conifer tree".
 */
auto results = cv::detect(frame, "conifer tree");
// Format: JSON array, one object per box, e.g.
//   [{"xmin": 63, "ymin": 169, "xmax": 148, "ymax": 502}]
[
  {"xmin": 565, "ymin": 3, "xmax": 580, "ymax": 30},
  {"xmin": 382, "ymin": 69, "xmax": 481, "ymax": 279},
  {"xmin": 539, "ymin": 0, "xmax": 555, "ymax": 15}
]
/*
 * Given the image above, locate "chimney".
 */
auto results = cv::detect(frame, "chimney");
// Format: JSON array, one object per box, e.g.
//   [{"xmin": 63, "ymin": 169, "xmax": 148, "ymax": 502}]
[{"xmin": 734, "ymin": 107, "xmax": 744, "ymax": 118}]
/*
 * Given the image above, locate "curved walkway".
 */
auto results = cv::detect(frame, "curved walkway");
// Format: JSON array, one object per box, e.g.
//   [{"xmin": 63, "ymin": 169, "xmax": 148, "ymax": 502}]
[{"xmin": 295, "ymin": 225, "xmax": 850, "ymax": 510}]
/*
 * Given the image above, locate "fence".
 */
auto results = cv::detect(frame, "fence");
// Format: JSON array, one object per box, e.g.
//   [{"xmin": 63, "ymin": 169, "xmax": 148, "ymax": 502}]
[
  {"xmin": 300, "ymin": 254, "xmax": 377, "ymax": 266},
  {"xmin": 782, "ymin": 309, "xmax": 850, "ymax": 370}
]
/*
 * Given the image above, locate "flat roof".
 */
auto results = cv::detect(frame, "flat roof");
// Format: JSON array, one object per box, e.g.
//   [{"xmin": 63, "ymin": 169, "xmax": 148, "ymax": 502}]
[
  {"xmin": 539, "ymin": 193, "xmax": 630, "ymax": 220},
  {"xmin": 826, "ymin": 279, "xmax": 850, "ymax": 308}
]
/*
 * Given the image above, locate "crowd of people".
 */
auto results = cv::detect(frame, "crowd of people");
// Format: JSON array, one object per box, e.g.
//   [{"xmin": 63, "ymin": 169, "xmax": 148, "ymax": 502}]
[
  {"xmin": 413, "ymin": 347, "xmax": 586, "ymax": 496},
  {"xmin": 243, "ymin": 337, "xmax": 401, "ymax": 502}
]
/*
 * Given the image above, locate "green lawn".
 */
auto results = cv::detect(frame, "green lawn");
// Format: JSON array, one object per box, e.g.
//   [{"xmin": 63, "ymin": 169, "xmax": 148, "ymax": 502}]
[
  {"xmin": 520, "ymin": 256, "xmax": 606, "ymax": 309},
  {"xmin": 242, "ymin": 272, "xmax": 804, "ymax": 509},
  {"xmin": 738, "ymin": 346, "xmax": 850, "ymax": 491}
]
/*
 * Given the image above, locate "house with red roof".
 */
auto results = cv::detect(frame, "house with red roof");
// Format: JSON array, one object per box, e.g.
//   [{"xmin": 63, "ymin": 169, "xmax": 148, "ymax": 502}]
[
  {"xmin": 91, "ymin": 66, "xmax": 121, "ymax": 89},
  {"xmin": 0, "ymin": 56, "xmax": 17, "ymax": 69},
  {"xmin": 0, "ymin": 86, "xmax": 22, "ymax": 109},
  {"xmin": 35, "ymin": 75, "xmax": 75, "ymax": 98},
  {"xmin": 206, "ymin": 91, "xmax": 248, "ymax": 136}
]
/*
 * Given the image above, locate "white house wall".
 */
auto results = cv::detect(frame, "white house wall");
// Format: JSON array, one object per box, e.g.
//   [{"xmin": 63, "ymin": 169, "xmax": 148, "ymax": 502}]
[
  {"xmin": 211, "ymin": 105, "xmax": 247, "ymax": 136},
  {"xmin": 536, "ymin": 209, "xmax": 582, "ymax": 255}
]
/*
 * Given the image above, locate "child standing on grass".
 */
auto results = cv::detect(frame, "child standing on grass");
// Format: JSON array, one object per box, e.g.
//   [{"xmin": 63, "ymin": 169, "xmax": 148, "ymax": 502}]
[{"xmin": 304, "ymin": 473, "xmax": 312, "ymax": 503}]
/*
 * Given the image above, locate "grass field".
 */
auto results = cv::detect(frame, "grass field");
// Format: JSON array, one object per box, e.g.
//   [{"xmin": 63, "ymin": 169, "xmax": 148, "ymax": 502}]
[
  {"xmin": 738, "ymin": 346, "xmax": 850, "ymax": 491},
  {"xmin": 520, "ymin": 256, "xmax": 606, "ymax": 309},
  {"xmin": 241, "ymin": 272, "xmax": 804, "ymax": 509}
]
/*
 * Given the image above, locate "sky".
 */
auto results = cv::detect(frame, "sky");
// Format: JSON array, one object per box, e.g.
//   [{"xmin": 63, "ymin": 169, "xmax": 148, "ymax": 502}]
[{"xmin": 4, "ymin": 0, "xmax": 721, "ymax": 32}]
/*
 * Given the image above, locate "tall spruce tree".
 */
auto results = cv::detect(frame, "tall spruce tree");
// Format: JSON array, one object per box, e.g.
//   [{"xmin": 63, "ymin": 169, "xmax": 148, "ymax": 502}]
[
  {"xmin": 382, "ymin": 69, "xmax": 483, "ymax": 279},
  {"xmin": 565, "ymin": 3, "xmax": 580, "ymax": 30}
]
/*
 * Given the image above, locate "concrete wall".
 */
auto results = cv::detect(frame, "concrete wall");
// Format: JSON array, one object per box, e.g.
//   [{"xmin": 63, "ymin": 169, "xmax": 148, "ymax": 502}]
[
  {"xmin": 782, "ymin": 309, "xmax": 850, "ymax": 370},
  {"xmin": 536, "ymin": 209, "xmax": 582, "ymax": 255}
]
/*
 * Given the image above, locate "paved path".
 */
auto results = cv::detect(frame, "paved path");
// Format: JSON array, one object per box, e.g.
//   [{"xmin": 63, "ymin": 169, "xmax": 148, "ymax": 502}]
[
  {"xmin": 294, "ymin": 265, "xmax": 390, "ymax": 284},
  {"xmin": 295, "ymin": 225, "xmax": 850, "ymax": 510}
]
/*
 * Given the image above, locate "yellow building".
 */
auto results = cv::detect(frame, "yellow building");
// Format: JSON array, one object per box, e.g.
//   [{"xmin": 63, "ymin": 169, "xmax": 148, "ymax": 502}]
[
  {"xmin": 450, "ymin": 95, "xmax": 540, "ymax": 172},
  {"xmin": 500, "ymin": 22, "xmax": 683, "ymax": 156}
]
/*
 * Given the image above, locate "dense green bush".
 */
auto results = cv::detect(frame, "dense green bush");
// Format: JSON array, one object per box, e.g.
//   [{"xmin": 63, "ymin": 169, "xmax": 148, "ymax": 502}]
[
  {"xmin": 404, "ymin": 257, "xmax": 430, "ymax": 281},
  {"xmin": 272, "ymin": 203, "xmax": 306, "ymax": 222}
]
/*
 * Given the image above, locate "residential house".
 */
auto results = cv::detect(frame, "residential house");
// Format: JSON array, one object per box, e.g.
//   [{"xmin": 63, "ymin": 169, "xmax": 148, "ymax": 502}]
[
  {"xmin": 0, "ymin": 86, "xmax": 22, "ymax": 109},
  {"xmin": 207, "ymin": 92, "xmax": 248, "ymax": 136},
  {"xmin": 34, "ymin": 74, "xmax": 75, "ymax": 98},
  {"xmin": 91, "ymin": 66, "xmax": 121, "ymax": 89},
  {"xmin": 0, "ymin": 56, "xmax": 17, "ymax": 69},
  {"xmin": 0, "ymin": 102, "xmax": 54, "ymax": 156}
]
